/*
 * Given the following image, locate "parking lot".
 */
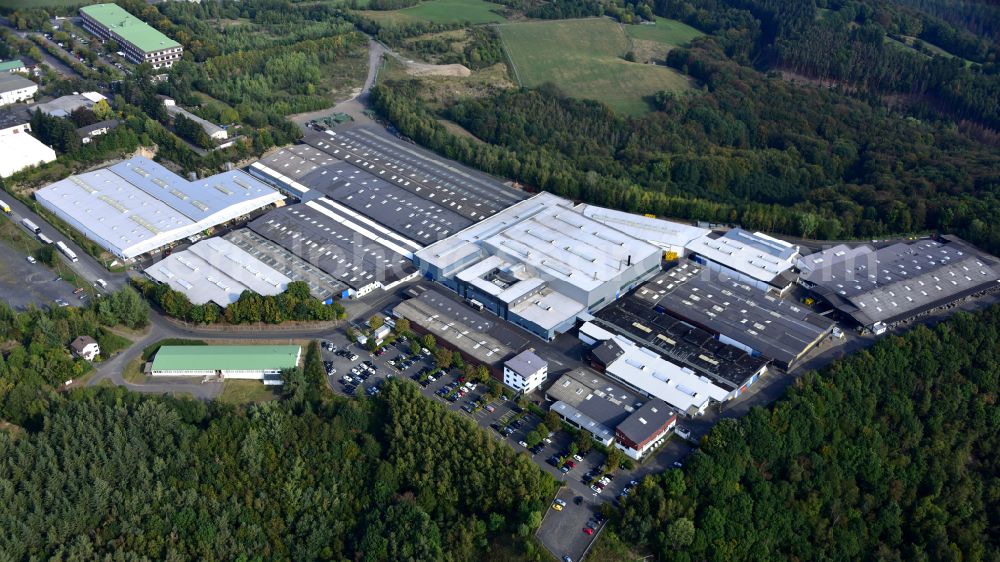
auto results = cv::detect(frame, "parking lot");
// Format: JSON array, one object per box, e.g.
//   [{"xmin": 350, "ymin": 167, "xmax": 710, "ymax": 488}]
[{"xmin": 0, "ymin": 238, "xmax": 82, "ymax": 311}]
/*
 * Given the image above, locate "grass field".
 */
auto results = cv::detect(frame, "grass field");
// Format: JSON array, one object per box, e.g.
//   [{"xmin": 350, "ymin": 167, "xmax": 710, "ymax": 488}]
[
  {"xmin": 499, "ymin": 18, "xmax": 692, "ymax": 115},
  {"xmin": 623, "ymin": 17, "xmax": 703, "ymax": 47},
  {"xmin": 360, "ymin": 0, "xmax": 505, "ymax": 25},
  {"xmin": 218, "ymin": 380, "xmax": 279, "ymax": 405}
]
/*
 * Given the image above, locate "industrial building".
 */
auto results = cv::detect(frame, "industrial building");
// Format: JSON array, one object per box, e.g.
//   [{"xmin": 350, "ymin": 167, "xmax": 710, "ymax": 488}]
[
  {"xmin": 165, "ymin": 101, "xmax": 227, "ymax": 140},
  {"xmin": 502, "ymin": 349, "xmax": 547, "ymax": 394},
  {"xmin": 225, "ymin": 229, "xmax": 347, "ymax": 302},
  {"xmin": 577, "ymin": 204, "xmax": 709, "ymax": 258},
  {"xmin": 36, "ymin": 92, "xmax": 107, "ymax": 118},
  {"xmin": 0, "ymin": 60, "xmax": 26, "ymax": 73},
  {"xmin": 248, "ymin": 198, "xmax": 418, "ymax": 298},
  {"xmin": 144, "ymin": 238, "xmax": 291, "ymax": 307},
  {"xmin": 0, "ymin": 74, "xmax": 37, "ymax": 106},
  {"xmin": 588, "ymin": 286, "xmax": 771, "ymax": 398},
  {"xmin": 392, "ymin": 286, "xmax": 531, "ymax": 369},
  {"xmin": 415, "ymin": 192, "xmax": 663, "ymax": 340},
  {"xmin": 149, "ymin": 345, "xmax": 300, "ymax": 384},
  {"xmin": 624, "ymin": 263, "xmax": 833, "ymax": 369},
  {"xmin": 0, "ymin": 119, "xmax": 56, "ymax": 178},
  {"xmin": 686, "ymin": 228, "xmax": 800, "ymax": 294},
  {"xmin": 80, "ymin": 3, "xmax": 183, "ymax": 69},
  {"xmin": 34, "ymin": 156, "xmax": 283, "ymax": 259},
  {"xmin": 798, "ymin": 237, "xmax": 1000, "ymax": 332},
  {"xmin": 545, "ymin": 368, "xmax": 677, "ymax": 458}
]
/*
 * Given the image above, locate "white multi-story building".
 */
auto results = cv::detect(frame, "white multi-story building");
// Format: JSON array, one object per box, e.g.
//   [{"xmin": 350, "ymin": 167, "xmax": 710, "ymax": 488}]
[
  {"xmin": 80, "ymin": 4, "xmax": 183, "ymax": 70},
  {"xmin": 0, "ymin": 74, "xmax": 37, "ymax": 106},
  {"xmin": 502, "ymin": 350, "xmax": 548, "ymax": 394}
]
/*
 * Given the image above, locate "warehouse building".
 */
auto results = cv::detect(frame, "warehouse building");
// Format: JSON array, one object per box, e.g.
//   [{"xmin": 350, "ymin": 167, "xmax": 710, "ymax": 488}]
[
  {"xmin": 577, "ymin": 204, "xmax": 709, "ymax": 258},
  {"xmin": 0, "ymin": 74, "xmax": 37, "ymax": 106},
  {"xmin": 34, "ymin": 156, "xmax": 283, "ymax": 259},
  {"xmin": 545, "ymin": 368, "xmax": 677, "ymax": 458},
  {"xmin": 590, "ymin": 288, "xmax": 771, "ymax": 399},
  {"xmin": 392, "ymin": 286, "xmax": 531, "ymax": 370},
  {"xmin": 415, "ymin": 192, "xmax": 663, "ymax": 340},
  {"xmin": 798, "ymin": 237, "xmax": 1000, "ymax": 332},
  {"xmin": 150, "ymin": 345, "xmax": 300, "ymax": 385},
  {"xmin": 626, "ymin": 263, "xmax": 833, "ymax": 369},
  {"xmin": 165, "ymin": 101, "xmax": 227, "ymax": 140},
  {"xmin": 248, "ymin": 198, "xmax": 418, "ymax": 298},
  {"xmin": 0, "ymin": 119, "xmax": 56, "ymax": 177},
  {"xmin": 80, "ymin": 3, "xmax": 183, "ymax": 69},
  {"xmin": 686, "ymin": 228, "xmax": 800, "ymax": 294},
  {"xmin": 36, "ymin": 92, "xmax": 107, "ymax": 118},
  {"xmin": 226, "ymin": 229, "xmax": 347, "ymax": 302},
  {"xmin": 144, "ymin": 238, "xmax": 291, "ymax": 307}
]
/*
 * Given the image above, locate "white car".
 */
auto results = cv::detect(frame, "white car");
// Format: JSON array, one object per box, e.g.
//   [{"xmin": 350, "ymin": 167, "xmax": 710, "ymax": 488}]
[
  {"xmin": 26, "ymin": 255, "xmax": 36, "ymax": 264},
  {"xmin": 573, "ymin": 454, "xmax": 583, "ymax": 462},
  {"xmin": 518, "ymin": 441, "xmax": 528, "ymax": 448}
]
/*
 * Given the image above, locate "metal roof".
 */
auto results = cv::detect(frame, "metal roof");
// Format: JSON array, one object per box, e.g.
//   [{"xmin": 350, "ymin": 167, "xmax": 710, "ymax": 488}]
[
  {"xmin": 144, "ymin": 238, "xmax": 291, "ymax": 307},
  {"xmin": 80, "ymin": 3, "xmax": 180, "ymax": 53},
  {"xmin": 0, "ymin": 60, "xmax": 25, "ymax": 72},
  {"xmin": 550, "ymin": 401, "xmax": 615, "ymax": 445},
  {"xmin": 248, "ymin": 199, "xmax": 415, "ymax": 290},
  {"xmin": 685, "ymin": 228, "xmax": 799, "ymax": 284},
  {"xmin": 577, "ymin": 204, "xmax": 709, "ymax": 252},
  {"xmin": 225, "ymin": 229, "xmax": 346, "ymax": 301},
  {"xmin": 0, "ymin": 130, "xmax": 55, "ymax": 178},
  {"xmin": 798, "ymin": 238, "xmax": 1000, "ymax": 326},
  {"xmin": 546, "ymin": 369, "xmax": 644, "ymax": 430},
  {"xmin": 151, "ymin": 345, "xmax": 300, "ymax": 372},
  {"xmin": 631, "ymin": 263, "xmax": 832, "ymax": 366}
]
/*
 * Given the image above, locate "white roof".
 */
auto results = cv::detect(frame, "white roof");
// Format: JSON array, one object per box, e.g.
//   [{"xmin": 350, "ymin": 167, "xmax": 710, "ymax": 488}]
[
  {"xmin": 507, "ymin": 286, "xmax": 586, "ymax": 331},
  {"xmin": 603, "ymin": 333, "xmax": 730, "ymax": 415},
  {"xmin": 685, "ymin": 228, "xmax": 799, "ymax": 284},
  {"xmin": 80, "ymin": 91, "xmax": 107, "ymax": 103},
  {"xmin": 34, "ymin": 157, "xmax": 283, "ymax": 259},
  {"xmin": 145, "ymin": 238, "xmax": 291, "ymax": 306},
  {"xmin": 577, "ymin": 204, "xmax": 709, "ymax": 252},
  {"xmin": 0, "ymin": 132, "xmax": 56, "ymax": 178}
]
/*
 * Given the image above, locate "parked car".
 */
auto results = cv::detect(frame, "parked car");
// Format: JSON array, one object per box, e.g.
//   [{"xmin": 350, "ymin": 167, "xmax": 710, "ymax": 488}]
[
  {"xmin": 485, "ymin": 404, "xmax": 496, "ymax": 413},
  {"xmin": 582, "ymin": 527, "xmax": 594, "ymax": 535},
  {"xmin": 551, "ymin": 502, "xmax": 563, "ymax": 511},
  {"xmin": 26, "ymin": 255, "xmax": 36, "ymax": 264},
  {"xmin": 573, "ymin": 454, "xmax": 584, "ymax": 462}
]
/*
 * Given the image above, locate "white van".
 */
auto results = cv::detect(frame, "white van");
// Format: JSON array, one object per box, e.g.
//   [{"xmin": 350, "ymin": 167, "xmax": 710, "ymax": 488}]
[{"xmin": 95, "ymin": 278, "xmax": 108, "ymax": 288}]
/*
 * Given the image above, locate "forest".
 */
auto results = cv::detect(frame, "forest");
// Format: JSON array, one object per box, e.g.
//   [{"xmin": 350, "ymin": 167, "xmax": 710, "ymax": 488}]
[
  {"xmin": 610, "ymin": 305, "xmax": 1000, "ymax": 561},
  {"xmin": 131, "ymin": 279, "xmax": 346, "ymax": 326},
  {"xmin": 0, "ymin": 346, "xmax": 555, "ymax": 560}
]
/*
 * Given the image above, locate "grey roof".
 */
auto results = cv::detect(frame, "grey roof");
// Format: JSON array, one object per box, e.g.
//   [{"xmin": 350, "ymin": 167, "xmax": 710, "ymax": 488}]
[
  {"xmin": 722, "ymin": 228, "xmax": 799, "ymax": 260},
  {"xmin": 144, "ymin": 237, "xmax": 291, "ymax": 307},
  {"xmin": 505, "ymin": 349, "xmax": 546, "ymax": 377},
  {"xmin": 615, "ymin": 399, "xmax": 675, "ymax": 445},
  {"xmin": 550, "ymin": 401, "xmax": 615, "ymax": 444},
  {"xmin": 546, "ymin": 369, "xmax": 644, "ymax": 430},
  {"xmin": 798, "ymin": 237, "xmax": 1000, "ymax": 326},
  {"xmin": 225, "ymin": 229, "xmax": 346, "ymax": 301},
  {"xmin": 0, "ymin": 73, "xmax": 36, "ymax": 95},
  {"xmin": 631, "ymin": 263, "xmax": 833, "ymax": 367},
  {"xmin": 591, "ymin": 338, "xmax": 625, "ymax": 366},
  {"xmin": 393, "ymin": 286, "xmax": 530, "ymax": 365},
  {"xmin": 77, "ymin": 119, "xmax": 119, "ymax": 136},
  {"xmin": 71, "ymin": 335, "xmax": 97, "ymax": 352},
  {"xmin": 594, "ymin": 297, "xmax": 770, "ymax": 389},
  {"xmin": 35, "ymin": 94, "xmax": 94, "ymax": 117},
  {"xmin": 0, "ymin": 105, "xmax": 31, "ymax": 130},
  {"xmin": 166, "ymin": 105, "xmax": 224, "ymax": 137},
  {"xmin": 248, "ymin": 199, "xmax": 415, "ymax": 290}
]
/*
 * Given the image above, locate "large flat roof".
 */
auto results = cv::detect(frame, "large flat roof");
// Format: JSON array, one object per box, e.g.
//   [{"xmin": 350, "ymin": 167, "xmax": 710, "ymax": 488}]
[
  {"xmin": 685, "ymin": 228, "xmax": 799, "ymax": 284},
  {"xmin": 151, "ymin": 345, "xmax": 300, "ymax": 372},
  {"xmin": 80, "ymin": 3, "xmax": 180, "ymax": 52},
  {"xmin": 630, "ymin": 263, "xmax": 832, "ymax": 366},
  {"xmin": 225, "ymin": 229, "xmax": 346, "ymax": 301},
  {"xmin": 248, "ymin": 199, "xmax": 415, "ymax": 290},
  {"xmin": 616, "ymin": 399, "xmax": 676, "ymax": 446},
  {"xmin": 393, "ymin": 287, "xmax": 524, "ymax": 365},
  {"xmin": 798, "ymin": 237, "xmax": 1000, "ymax": 326},
  {"xmin": 577, "ymin": 204, "xmax": 709, "ymax": 252},
  {"xmin": 144, "ymin": 238, "xmax": 291, "ymax": 307},
  {"xmin": 34, "ymin": 156, "xmax": 283, "ymax": 259},
  {"xmin": 0, "ymin": 131, "xmax": 55, "ymax": 178},
  {"xmin": 546, "ymin": 369, "xmax": 644, "ymax": 430}
]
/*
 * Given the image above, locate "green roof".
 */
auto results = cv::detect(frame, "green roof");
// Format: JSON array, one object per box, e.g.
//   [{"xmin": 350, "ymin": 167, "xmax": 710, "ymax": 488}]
[
  {"xmin": 80, "ymin": 3, "xmax": 180, "ymax": 53},
  {"xmin": 151, "ymin": 345, "xmax": 301, "ymax": 372},
  {"xmin": 0, "ymin": 60, "xmax": 25, "ymax": 72}
]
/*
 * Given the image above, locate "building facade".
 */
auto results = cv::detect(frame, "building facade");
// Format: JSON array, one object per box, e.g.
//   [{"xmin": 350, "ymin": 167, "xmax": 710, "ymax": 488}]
[
  {"xmin": 502, "ymin": 350, "xmax": 547, "ymax": 393},
  {"xmin": 0, "ymin": 74, "xmax": 37, "ymax": 106},
  {"xmin": 80, "ymin": 4, "xmax": 183, "ymax": 69},
  {"xmin": 149, "ymin": 345, "xmax": 301, "ymax": 385}
]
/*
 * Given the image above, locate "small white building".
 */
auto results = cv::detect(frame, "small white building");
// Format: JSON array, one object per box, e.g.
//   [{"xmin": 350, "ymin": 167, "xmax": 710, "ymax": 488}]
[
  {"xmin": 0, "ymin": 74, "xmax": 37, "ymax": 106},
  {"xmin": 503, "ymin": 349, "xmax": 548, "ymax": 394},
  {"xmin": 70, "ymin": 335, "xmax": 100, "ymax": 361}
]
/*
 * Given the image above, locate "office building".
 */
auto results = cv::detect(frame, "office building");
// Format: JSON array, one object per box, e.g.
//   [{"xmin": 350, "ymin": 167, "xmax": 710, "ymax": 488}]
[
  {"xmin": 80, "ymin": 3, "xmax": 183, "ymax": 69},
  {"xmin": 502, "ymin": 350, "xmax": 547, "ymax": 394}
]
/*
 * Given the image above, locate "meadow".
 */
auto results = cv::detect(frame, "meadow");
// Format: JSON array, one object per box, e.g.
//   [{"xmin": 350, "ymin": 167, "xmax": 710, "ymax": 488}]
[
  {"xmin": 360, "ymin": 0, "xmax": 506, "ymax": 25},
  {"xmin": 498, "ymin": 18, "xmax": 692, "ymax": 115}
]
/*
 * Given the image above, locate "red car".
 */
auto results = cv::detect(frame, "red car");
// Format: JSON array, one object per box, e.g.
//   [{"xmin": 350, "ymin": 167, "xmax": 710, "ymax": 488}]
[
  {"xmin": 565, "ymin": 460, "xmax": 576, "ymax": 469},
  {"xmin": 582, "ymin": 527, "xmax": 594, "ymax": 535}
]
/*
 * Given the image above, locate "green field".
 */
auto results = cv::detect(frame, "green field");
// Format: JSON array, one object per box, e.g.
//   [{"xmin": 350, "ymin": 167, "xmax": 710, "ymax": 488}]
[
  {"xmin": 499, "ymin": 18, "xmax": 692, "ymax": 115},
  {"xmin": 361, "ymin": 0, "xmax": 505, "ymax": 25},
  {"xmin": 623, "ymin": 17, "xmax": 703, "ymax": 47}
]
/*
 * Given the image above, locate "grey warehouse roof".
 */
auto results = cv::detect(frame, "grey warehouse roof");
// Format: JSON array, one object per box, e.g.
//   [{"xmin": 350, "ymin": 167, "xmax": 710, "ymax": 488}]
[
  {"xmin": 546, "ymin": 369, "xmax": 644, "ymax": 431},
  {"xmin": 0, "ymin": 73, "xmax": 37, "ymax": 95},
  {"xmin": 798, "ymin": 237, "xmax": 1000, "ymax": 326},
  {"xmin": 225, "ymin": 229, "xmax": 346, "ymax": 301},
  {"xmin": 248, "ymin": 198, "xmax": 416, "ymax": 290},
  {"xmin": 144, "ymin": 237, "xmax": 291, "ymax": 307},
  {"xmin": 632, "ymin": 263, "xmax": 833, "ymax": 367}
]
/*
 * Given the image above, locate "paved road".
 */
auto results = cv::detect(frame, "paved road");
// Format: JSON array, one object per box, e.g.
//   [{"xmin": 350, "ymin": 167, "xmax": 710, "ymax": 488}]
[
  {"xmin": 288, "ymin": 38, "xmax": 384, "ymax": 131},
  {"xmin": 0, "ymin": 18, "xmax": 83, "ymax": 80}
]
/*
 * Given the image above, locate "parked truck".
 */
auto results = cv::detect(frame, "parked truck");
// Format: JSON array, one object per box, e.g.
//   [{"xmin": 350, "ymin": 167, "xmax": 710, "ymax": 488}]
[
  {"xmin": 21, "ymin": 218, "xmax": 40, "ymax": 234},
  {"xmin": 55, "ymin": 240, "xmax": 78, "ymax": 262},
  {"xmin": 37, "ymin": 233, "xmax": 53, "ymax": 245},
  {"xmin": 0, "ymin": 199, "xmax": 10, "ymax": 214}
]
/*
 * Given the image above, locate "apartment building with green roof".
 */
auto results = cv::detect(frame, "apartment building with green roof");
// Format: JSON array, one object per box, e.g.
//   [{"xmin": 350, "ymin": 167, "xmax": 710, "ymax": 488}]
[{"xmin": 79, "ymin": 3, "xmax": 182, "ymax": 70}]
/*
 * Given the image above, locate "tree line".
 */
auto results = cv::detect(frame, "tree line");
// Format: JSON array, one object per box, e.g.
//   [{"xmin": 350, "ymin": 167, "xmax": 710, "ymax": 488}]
[{"xmin": 609, "ymin": 304, "xmax": 1000, "ymax": 561}]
